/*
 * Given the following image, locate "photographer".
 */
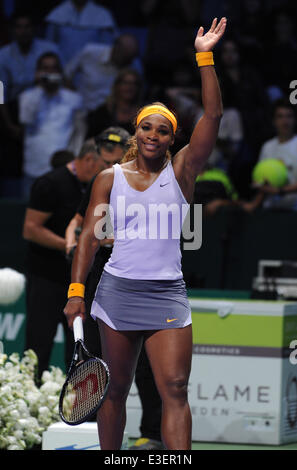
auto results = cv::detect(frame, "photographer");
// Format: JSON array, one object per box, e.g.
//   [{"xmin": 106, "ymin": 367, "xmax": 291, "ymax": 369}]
[{"xmin": 19, "ymin": 52, "xmax": 86, "ymax": 198}]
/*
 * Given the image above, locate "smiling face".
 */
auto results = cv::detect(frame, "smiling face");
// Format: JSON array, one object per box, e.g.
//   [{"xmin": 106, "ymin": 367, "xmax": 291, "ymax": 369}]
[{"xmin": 136, "ymin": 114, "xmax": 174, "ymax": 160}]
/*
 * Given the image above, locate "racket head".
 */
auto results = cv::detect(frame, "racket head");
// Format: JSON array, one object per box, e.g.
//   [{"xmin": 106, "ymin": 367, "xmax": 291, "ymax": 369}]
[{"xmin": 59, "ymin": 340, "xmax": 110, "ymax": 425}]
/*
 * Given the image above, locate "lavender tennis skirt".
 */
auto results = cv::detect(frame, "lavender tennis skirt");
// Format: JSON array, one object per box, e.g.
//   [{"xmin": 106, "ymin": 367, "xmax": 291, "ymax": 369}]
[{"xmin": 90, "ymin": 270, "xmax": 192, "ymax": 331}]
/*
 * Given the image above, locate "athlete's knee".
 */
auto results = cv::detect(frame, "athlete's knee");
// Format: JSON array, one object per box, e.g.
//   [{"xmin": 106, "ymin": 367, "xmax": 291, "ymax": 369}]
[
  {"xmin": 161, "ymin": 375, "xmax": 189, "ymax": 403},
  {"xmin": 107, "ymin": 378, "xmax": 132, "ymax": 403}
]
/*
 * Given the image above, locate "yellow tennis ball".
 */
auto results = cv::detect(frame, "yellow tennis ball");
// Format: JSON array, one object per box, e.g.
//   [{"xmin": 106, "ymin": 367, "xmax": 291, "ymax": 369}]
[{"xmin": 252, "ymin": 159, "xmax": 288, "ymax": 187}]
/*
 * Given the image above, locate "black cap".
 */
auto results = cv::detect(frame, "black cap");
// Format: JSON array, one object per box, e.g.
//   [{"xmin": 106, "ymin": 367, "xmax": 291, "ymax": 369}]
[{"xmin": 94, "ymin": 127, "xmax": 131, "ymax": 149}]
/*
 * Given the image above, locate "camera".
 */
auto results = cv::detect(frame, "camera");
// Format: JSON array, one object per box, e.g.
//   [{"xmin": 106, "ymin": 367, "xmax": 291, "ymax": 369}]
[{"xmin": 39, "ymin": 73, "xmax": 63, "ymax": 86}]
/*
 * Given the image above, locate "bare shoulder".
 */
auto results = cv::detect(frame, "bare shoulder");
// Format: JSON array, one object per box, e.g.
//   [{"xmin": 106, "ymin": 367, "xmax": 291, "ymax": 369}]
[
  {"xmin": 93, "ymin": 167, "xmax": 115, "ymax": 190},
  {"xmin": 89, "ymin": 168, "xmax": 115, "ymax": 205}
]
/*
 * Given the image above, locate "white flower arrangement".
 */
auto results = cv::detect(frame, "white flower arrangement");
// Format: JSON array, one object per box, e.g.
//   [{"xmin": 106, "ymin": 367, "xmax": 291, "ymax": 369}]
[{"xmin": 0, "ymin": 350, "xmax": 65, "ymax": 450}]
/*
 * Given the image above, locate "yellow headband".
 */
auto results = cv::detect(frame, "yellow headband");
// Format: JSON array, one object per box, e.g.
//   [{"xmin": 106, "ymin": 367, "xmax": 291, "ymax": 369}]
[{"xmin": 136, "ymin": 105, "xmax": 177, "ymax": 133}]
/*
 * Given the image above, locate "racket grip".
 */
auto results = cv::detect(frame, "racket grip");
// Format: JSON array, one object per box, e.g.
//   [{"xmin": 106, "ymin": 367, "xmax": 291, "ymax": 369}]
[{"xmin": 73, "ymin": 316, "xmax": 84, "ymax": 342}]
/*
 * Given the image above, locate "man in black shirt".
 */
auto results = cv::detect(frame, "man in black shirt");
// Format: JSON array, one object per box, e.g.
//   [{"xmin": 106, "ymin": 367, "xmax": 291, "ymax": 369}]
[{"xmin": 23, "ymin": 139, "xmax": 102, "ymax": 379}]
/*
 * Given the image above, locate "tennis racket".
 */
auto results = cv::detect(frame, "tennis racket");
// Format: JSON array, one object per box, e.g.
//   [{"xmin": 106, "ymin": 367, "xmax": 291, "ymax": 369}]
[{"xmin": 59, "ymin": 316, "xmax": 110, "ymax": 425}]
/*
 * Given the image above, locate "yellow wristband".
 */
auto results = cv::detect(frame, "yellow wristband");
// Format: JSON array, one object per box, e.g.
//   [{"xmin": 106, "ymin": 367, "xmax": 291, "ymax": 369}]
[
  {"xmin": 196, "ymin": 51, "xmax": 214, "ymax": 67},
  {"xmin": 68, "ymin": 283, "xmax": 85, "ymax": 299}
]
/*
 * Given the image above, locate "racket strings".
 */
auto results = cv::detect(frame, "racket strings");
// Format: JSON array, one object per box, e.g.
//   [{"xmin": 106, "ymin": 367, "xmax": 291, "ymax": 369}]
[{"xmin": 61, "ymin": 358, "xmax": 107, "ymax": 423}]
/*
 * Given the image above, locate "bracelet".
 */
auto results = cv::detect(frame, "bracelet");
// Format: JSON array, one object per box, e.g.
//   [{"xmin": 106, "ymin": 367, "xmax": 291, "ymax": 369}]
[
  {"xmin": 68, "ymin": 282, "xmax": 85, "ymax": 299},
  {"xmin": 196, "ymin": 51, "xmax": 214, "ymax": 67}
]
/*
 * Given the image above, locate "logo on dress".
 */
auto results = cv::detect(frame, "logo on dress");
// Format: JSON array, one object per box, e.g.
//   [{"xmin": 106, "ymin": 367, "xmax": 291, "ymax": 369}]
[
  {"xmin": 166, "ymin": 318, "xmax": 178, "ymax": 323},
  {"xmin": 160, "ymin": 182, "xmax": 170, "ymax": 187}
]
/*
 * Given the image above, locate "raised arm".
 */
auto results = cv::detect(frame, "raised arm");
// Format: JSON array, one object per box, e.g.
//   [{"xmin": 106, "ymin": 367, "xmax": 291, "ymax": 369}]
[{"xmin": 174, "ymin": 18, "xmax": 227, "ymax": 202}]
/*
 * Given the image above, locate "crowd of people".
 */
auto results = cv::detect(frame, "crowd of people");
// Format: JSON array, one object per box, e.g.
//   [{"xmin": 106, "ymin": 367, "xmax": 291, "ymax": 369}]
[{"xmin": 0, "ymin": 0, "xmax": 296, "ymax": 209}]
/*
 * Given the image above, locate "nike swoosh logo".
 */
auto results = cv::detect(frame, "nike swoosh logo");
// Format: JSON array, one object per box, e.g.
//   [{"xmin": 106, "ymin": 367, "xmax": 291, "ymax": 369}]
[
  {"xmin": 166, "ymin": 318, "xmax": 178, "ymax": 323},
  {"xmin": 160, "ymin": 182, "xmax": 170, "ymax": 187}
]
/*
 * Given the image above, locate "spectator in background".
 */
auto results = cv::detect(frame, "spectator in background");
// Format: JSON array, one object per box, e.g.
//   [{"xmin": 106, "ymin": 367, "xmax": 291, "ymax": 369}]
[
  {"xmin": 146, "ymin": 56, "xmax": 198, "ymax": 149},
  {"xmin": 64, "ymin": 33, "xmax": 141, "ymax": 112},
  {"xmin": 193, "ymin": 167, "xmax": 239, "ymax": 217},
  {"xmin": 0, "ymin": 12, "xmax": 61, "ymax": 104},
  {"xmin": 263, "ymin": 9, "xmax": 297, "ymax": 98},
  {"xmin": 0, "ymin": 0, "xmax": 10, "ymax": 46},
  {"xmin": 100, "ymin": 0, "xmax": 148, "ymax": 28},
  {"xmin": 231, "ymin": 0, "xmax": 266, "ymax": 70},
  {"xmin": 197, "ymin": 106, "xmax": 244, "ymax": 172},
  {"xmin": 165, "ymin": 81, "xmax": 243, "ymax": 216},
  {"xmin": 87, "ymin": 68, "xmax": 143, "ymax": 138},
  {"xmin": 217, "ymin": 38, "xmax": 270, "ymax": 152},
  {"xmin": 50, "ymin": 149, "xmax": 75, "ymax": 169},
  {"xmin": 165, "ymin": 79, "xmax": 244, "ymax": 173},
  {"xmin": 23, "ymin": 139, "xmax": 101, "ymax": 380},
  {"xmin": 45, "ymin": 0, "xmax": 117, "ymax": 63},
  {"xmin": 0, "ymin": 12, "xmax": 61, "ymax": 197},
  {"xmin": 141, "ymin": 0, "xmax": 200, "ymax": 89},
  {"xmin": 240, "ymin": 99, "xmax": 297, "ymax": 212},
  {"xmin": 19, "ymin": 52, "xmax": 86, "ymax": 199},
  {"xmin": 216, "ymin": 38, "xmax": 271, "ymax": 197},
  {"xmin": 13, "ymin": 1, "xmax": 64, "ymax": 29}
]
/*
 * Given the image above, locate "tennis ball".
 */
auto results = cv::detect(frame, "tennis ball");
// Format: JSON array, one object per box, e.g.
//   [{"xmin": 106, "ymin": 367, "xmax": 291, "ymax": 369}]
[
  {"xmin": 252, "ymin": 158, "xmax": 288, "ymax": 187},
  {"xmin": 0, "ymin": 268, "xmax": 25, "ymax": 305}
]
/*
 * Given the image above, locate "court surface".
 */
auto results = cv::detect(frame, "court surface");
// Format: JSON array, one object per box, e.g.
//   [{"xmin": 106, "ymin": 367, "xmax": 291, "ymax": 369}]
[{"xmin": 128, "ymin": 439, "xmax": 297, "ymax": 450}]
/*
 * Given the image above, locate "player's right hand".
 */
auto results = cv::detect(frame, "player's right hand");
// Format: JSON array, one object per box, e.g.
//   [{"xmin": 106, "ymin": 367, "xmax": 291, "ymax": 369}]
[{"xmin": 63, "ymin": 297, "xmax": 86, "ymax": 329}]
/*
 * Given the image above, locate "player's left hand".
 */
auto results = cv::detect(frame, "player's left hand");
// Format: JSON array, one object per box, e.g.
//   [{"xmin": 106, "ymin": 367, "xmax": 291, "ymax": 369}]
[{"xmin": 195, "ymin": 17, "xmax": 227, "ymax": 52}]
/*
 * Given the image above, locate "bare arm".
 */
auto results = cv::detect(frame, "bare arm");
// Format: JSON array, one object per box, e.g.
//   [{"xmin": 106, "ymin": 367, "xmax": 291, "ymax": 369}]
[
  {"xmin": 64, "ymin": 169, "xmax": 114, "ymax": 327},
  {"xmin": 281, "ymin": 183, "xmax": 297, "ymax": 193},
  {"xmin": 239, "ymin": 181, "xmax": 297, "ymax": 214},
  {"xmin": 23, "ymin": 208, "xmax": 66, "ymax": 251},
  {"xmin": 173, "ymin": 18, "xmax": 226, "ymax": 202},
  {"xmin": 258, "ymin": 182, "xmax": 297, "ymax": 195},
  {"xmin": 65, "ymin": 213, "xmax": 83, "ymax": 254}
]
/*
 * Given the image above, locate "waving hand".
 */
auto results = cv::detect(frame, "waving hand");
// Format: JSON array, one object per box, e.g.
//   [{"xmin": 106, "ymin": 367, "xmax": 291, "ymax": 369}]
[{"xmin": 195, "ymin": 17, "xmax": 227, "ymax": 52}]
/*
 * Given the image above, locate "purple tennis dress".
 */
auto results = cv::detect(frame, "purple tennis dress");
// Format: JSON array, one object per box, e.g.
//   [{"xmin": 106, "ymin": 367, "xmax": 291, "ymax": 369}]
[{"xmin": 91, "ymin": 160, "xmax": 192, "ymax": 330}]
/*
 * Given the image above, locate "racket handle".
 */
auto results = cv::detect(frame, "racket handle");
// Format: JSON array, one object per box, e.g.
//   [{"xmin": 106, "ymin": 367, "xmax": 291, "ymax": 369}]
[{"xmin": 73, "ymin": 316, "xmax": 84, "ymax": 342}]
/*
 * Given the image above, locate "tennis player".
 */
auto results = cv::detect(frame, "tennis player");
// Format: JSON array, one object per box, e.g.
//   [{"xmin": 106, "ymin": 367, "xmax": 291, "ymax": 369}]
[{"xmin": 64, "ymin": 17, "xmax": 227, "ymax": 450}]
